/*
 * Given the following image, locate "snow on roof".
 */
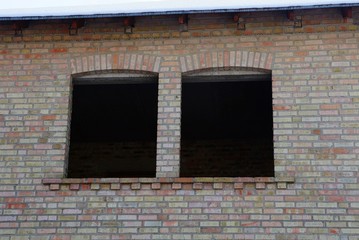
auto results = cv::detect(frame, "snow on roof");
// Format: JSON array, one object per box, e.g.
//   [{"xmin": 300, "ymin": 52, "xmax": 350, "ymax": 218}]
[{"xmin": 1, "ymin": 0, "xmax": 358, "ymax": 20}]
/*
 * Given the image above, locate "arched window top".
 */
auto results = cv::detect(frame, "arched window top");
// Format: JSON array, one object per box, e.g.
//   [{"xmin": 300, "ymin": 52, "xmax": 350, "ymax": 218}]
[
  {"xmin": 72, "ymin": 70, "xmax": 158, "ymax": 85},
  {"xmin": 179, "ymin": 51, "xmax": 273, "ymax": 73},
  {"xmin": 183, "ymin": 67, "xmax": 271, "ymax": 76},
  {"xmin": 183, "ymin": 67, "xmax": 271, "ymax": 83},
  {"xmin": 70, "ymin": 54, "xmax": 162, "ymax": 75}
]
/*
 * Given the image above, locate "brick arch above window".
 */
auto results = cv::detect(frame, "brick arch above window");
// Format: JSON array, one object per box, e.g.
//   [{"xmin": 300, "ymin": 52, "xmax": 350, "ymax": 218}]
[
  {"xmin": 179, "ymin": 51, "xmax": 273, "ymax": 73},
  {"xmin": 70, "ymin": 53, "xmax": 162, "ymax": 75}
]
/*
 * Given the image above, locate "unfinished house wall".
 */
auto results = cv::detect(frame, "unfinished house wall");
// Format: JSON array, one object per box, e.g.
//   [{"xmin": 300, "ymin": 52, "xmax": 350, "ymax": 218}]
[{"xmin": 0, "ymin": 7, "xmax": 359, "ymax": 240}]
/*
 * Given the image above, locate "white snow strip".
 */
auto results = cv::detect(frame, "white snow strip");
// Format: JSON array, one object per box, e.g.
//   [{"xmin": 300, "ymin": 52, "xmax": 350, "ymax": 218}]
[{"xmin": 0, "ymin": 0, "xmax": 358, "ymax": 18}]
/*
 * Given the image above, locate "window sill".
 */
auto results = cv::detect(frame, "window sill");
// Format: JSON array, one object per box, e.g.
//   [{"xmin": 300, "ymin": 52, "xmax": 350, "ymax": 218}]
[{"xmin": 43, "ymin": 177, "xmax": 294, "ymax": 191}]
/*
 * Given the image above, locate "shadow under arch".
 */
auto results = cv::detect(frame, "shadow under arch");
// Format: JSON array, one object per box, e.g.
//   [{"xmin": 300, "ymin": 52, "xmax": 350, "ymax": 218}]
[
  {"xmin": 182, "ymin": 66, "xmax": 271, "ymax": 83},
  {"xmin": 71, "ymin": 69, "xmax": 159, "ymax": 85}
]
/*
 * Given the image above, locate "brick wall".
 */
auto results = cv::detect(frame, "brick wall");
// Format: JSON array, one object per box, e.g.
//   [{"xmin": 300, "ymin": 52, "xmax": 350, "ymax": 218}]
[
  {"xmin": 0, "ymin": 7, "xmax": 359, "ymax": 239},
  {"xmin": 181, "ymin": 139, "xmax": 274, "ymax": 177},
  {"xmin": 68, "ymin": 141, "xmax": 156, "ymax": 178}
]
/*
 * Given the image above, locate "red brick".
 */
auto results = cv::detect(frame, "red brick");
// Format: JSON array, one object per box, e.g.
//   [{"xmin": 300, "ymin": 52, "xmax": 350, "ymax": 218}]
[
  {"xmin": 50, "ymin": 48, "xmax": 68, "ymax": 53},
  {"xmin": 6, "ymin": 203, "xmax": 27, "ymax": 209}
]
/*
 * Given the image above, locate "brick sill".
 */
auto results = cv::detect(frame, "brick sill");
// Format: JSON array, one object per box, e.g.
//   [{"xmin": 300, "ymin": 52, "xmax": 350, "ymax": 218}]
[{"xmin": 43, "ymin": 177, "xmax": 294, "ymax": 191}]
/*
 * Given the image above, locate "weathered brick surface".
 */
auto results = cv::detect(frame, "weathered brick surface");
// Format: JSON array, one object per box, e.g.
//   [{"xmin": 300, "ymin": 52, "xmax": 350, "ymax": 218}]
[{"xmin": 0, "ymin": 7, "xmax": 359, "ymax": 239}]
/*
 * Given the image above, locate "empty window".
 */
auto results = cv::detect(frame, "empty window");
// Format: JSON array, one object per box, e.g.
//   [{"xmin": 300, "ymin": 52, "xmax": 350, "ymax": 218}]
[
  {"xmin": 180, "ymin": 70, "xmax": 274, "ymax": 177},
  {"xmin": 67, "ymin": 73, "xmax": 158, "ymax": 178}
]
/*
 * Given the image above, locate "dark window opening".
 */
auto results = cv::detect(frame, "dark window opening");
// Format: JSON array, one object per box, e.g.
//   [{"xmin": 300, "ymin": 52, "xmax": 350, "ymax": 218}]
[
  {"xmin": 180, "ymin": 74, "xmax": 274, "ymax": 177},
  {"xmin": 67, "ymin": 77, "xmax": 158, "ymax": 178}
]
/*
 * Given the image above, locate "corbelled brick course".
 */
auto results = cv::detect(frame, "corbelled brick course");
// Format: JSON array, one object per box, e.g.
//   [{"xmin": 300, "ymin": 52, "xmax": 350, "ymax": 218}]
[{"xmin": 0, "ymin": 7, "xmax": 359, "ymax": 240}]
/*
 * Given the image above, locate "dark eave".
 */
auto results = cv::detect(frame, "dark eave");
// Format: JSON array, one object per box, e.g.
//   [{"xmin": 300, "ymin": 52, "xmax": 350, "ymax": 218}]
[{"xmin": 0, "ymin": 3, "xmax": 359, "ymax": 21}]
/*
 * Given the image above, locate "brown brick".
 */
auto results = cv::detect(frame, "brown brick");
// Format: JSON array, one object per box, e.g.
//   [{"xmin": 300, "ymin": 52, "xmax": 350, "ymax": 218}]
[{"xmin": 0, "ymin": 7, "xmax": 358, "ymax": 240}]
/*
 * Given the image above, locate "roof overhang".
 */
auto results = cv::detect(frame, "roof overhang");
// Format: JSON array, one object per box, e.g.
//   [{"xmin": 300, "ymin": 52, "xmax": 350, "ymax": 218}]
[{"xmin": 0, "ymin": 0, "xmax": 359, "ymax": 21}]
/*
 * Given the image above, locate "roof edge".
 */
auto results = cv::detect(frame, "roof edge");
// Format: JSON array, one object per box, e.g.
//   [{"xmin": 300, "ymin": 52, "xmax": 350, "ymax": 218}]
[{"xmin": 0, "ymin": 3, "xmax": 358, "ymax": 21}]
